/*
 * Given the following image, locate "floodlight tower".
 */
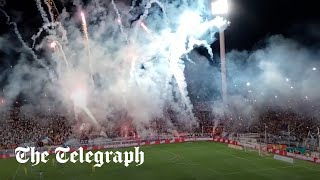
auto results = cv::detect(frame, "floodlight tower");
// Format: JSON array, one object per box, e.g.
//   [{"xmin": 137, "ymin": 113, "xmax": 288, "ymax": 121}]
[{"xmin": 211, "ymin": 0, "xmax": 229, "ymax": 104}]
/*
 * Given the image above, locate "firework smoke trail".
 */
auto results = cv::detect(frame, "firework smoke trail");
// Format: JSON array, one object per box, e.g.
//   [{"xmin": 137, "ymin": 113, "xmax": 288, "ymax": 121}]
[
  {"xmin": 74, "ymin": 105, "xmax": 78, "ymax": 121},
  {"xmin": 140, "ymin": 21, "xmax": 152, "ymax": 34},
  {"xmin": 111, "ymin": 0, "xmax": 123, "ymax": 33},
  {"xmin": 48, "ymin": 0, "xmax": 60, "ymax": 19},
  {"xmin": 161, "ymin": 13, "xmax": 229, "ymax": 122},
  {"xmin": 83, "ymin": 107, "xmax": 99, "ymax": 126},
  {"xmin": 80, "ymin": 12, "xmax": 93, "ymax": 75},
  {"xmin": 129, "ymin": 0, "xmax": 138, "ymax": 11},
  {"xmin": 71, "ymin": 87, "xmax": 99, "ymax": 126},
  {"xmin": 169, "ymin": 57, "xmax": 196, "ymax": 121},
  {"xmin": 73, "ymin": 102, "xmax": 99, "ymax": 126},
  {"xmin": 187, "ymin": 38, "xmax": 214, "ymax": 59},
  {"xmin": 1, "ymin": 1, "xmax": 234, "ymax": 132},
  {"xmin": 138, "ymin": 0, "xmax": 168, "ymax": 23},
  {"xmin": 31, "ymin": 22, "xmax": 53, "ymax": 48},
  {"xmin": 50, "ymin": 41, "xmax": 69, "ymax": 69},
  {"xmin": 35, "ymin": 0, "xmax": 50, "ymax": 24},
  {"xmin": 111, "ymin": 0, "xmax": 129, "ymax": 43},
  {"xmin": 33, "ymin": 0, "xmax": 63, "ymax": 48},
  {"xmin": 0, "ymin": 9, "xmax": 52, "ymax": 76},
  {"xmin": 31, "ymin": 21, "xmax": 68, "ymax": 49},
  {"xmin": 80, "ymin": 12, "xmax": 89, "ymax": 44},
  {"xmin": 128, "ymin": 48, "xmax": 138, "ymax": 86},
  {"xmin": 44, "ymin": 0, "xmax": 55, "ymax": 22}
]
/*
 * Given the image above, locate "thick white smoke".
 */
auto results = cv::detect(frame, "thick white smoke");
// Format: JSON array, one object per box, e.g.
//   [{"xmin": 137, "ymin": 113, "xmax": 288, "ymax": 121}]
[
  {"xmin": 0, "ymin": 0, "xmax": 226, "ymax": 136},
  {"xmin": 217, "ymin": 35, "xmax": 320, "ymax": 129},
  {"xmin": 2, "ymin": 0, "xmax": 318, "ymax": 136}
]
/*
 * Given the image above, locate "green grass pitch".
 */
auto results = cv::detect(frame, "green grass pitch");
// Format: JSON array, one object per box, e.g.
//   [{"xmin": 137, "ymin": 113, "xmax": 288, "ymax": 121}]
[{"xmin": 1, "ymin": 142, "xmax": 319, "ymax": 180}]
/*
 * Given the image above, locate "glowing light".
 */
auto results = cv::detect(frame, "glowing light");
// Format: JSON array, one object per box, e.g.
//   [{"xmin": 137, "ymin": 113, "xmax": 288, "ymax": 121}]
[
  {"xmin": 286, "ymin": 78, "xmax": 289, "ymax": 82},
  {"xmin": 50, "ymin": 41, "xmax": 57, "ymax": 48},
  {"xmin": 49, "ymin": 41, "xmax": 69, "ymax": 68},
  {"xmin": 211, "ymin": 0, "xmax": 229, "ymax": 15},
  {"xmin": 179, "ymin": 11, "xmax": 202, "ymax": 30},
  {"xmin": 71, "ymin": 88, "xmax": 87, "ymax": 108},
  {"xmin": 246, "ymin": 82, "xmax": 251, "ymax": 86},
  {"xmin": 211, "ymin": 16, "xmax": 229, "ymax": 30},
  {"xmin": 117, "ymin": 18, "xmax": 122, "ymax": 24},
  {"xmin": 313, "ymin": 67, "xmax": 317, "ymax": 71},
  {"xmin": 139, "ymin": 21, "xmax": 151, "ymax": 34},
  {"xmin": 80, "ymin": 11, "xmax": 93, "ymax": 75},
  {"xmin": 80, "ymin": 12, "xmax": 86, "ymax": 24},
  {"xmin": 80, "ymin": 11, "xmax": 89, "ymax": 41}
]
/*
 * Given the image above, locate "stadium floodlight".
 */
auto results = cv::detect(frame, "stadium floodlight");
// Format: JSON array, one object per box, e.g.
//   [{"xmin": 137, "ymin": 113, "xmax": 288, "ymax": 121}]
[
  {"xmin": 211, "ymin": 0, "xmax": 229, "ymax": 103},
  {"xmin": 211, "ymin": 0, "xmax": 229, "ymax": 15}
]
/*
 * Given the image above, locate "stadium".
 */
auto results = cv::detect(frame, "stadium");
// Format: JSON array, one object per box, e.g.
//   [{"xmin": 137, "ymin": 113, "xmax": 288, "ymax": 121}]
[{"xmin": 0, "ymin": 0, "xmax": 320, "ymax": 179}]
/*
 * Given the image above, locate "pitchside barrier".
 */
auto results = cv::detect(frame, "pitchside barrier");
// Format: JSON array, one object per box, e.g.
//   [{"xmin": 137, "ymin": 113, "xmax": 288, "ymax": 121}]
[
  {"xmin": 273, "ymin": 154, "xmax": 294, "ymax": 164},
  {"xmin": 228, "ymin": 144, "xmax": 243, "ymax": 150},
  {"xmin": 1, "ymin": 137, "xmax": 319, "ymax": 164}
]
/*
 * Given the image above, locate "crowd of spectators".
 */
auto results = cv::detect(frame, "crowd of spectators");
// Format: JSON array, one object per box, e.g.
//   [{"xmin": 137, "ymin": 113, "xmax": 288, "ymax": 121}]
[
  {"xmin": 0, "ymin": 106, "xmax": 319, "ymax": 150},
  {"xmin": 0, "ymin": 108, "xmax": 71, "ymax": 150}
]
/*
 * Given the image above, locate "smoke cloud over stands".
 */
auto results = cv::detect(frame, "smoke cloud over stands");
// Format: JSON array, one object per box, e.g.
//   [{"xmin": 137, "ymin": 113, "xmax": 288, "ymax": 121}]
[
  {"xmin": 222, "ymin": 35, "xmax": 320, "ymax": 125},
  {"xmin": 0, "ymin": 0, "xmax": 226, "ymax": 134},
  {"xmin": 0, "ymin": 0, "xmax": 319, "ymax": 136}
]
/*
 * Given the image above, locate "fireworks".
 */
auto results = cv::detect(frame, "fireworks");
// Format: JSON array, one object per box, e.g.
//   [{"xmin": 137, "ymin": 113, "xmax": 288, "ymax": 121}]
[
  {"xmin": 1, "ymin": 0, "xmax": 233, "ymax": 131},
  {"xmin": 71, "ymin": 87, "xmax": 99, "ymax": 126},
  {"xmin": 44, "ymin": 0, "xmax": 60, "ymax": 22},
  {"xmin": 50, "ymin": 41, "xmax": 69, "ymax": 68},
  {"xmin": 139, "ymin": 21, "xmax": 152, "ymax": 34},
  {"xmin": 80, "ymin": 11, "xmax": 93, "ymax": 76},
  {"xmin": 71, "ymin": 88, "xmax": 87, "ymax": 108},
  {"xmin": 50, "ymin": 41, "xmax": 57, "ymax": 48},
  {"xmin": 80, "ymin": 12, "xmax": 89, "ymax": 42}
]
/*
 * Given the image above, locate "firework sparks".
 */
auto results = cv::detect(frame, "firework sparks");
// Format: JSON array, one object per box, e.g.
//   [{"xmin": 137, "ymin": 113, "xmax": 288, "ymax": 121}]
[
  {"xmin": 139, "ymin": 21, "xmax": 152, "ymax": 34},
  {"xmin": 80, "ymin": 12, "xmax": 89, "ymax": 43},
  {"xmin": 80, "ymin": 11, "xmax": 93, "ymax": 76},
  {"xmin": 71, "ymin": 87, "xmax": 99, "ymax": 126},
  {"xmin": 50, "ymin": 41, "xmax": 69, "ymax": 69},
  {"xmin": 1, "ymin": 0, "xmax": 236, "ymax": 132}
]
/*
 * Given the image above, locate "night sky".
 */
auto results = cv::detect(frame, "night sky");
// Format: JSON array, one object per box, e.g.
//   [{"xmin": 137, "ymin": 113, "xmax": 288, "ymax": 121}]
[
  {"xmin": 216, "ymin": 0, "xmax": 320, "ymax": 50},
  {"xmin": 1, "ymin": 0, "xmax": 319, "ymax": 51}
]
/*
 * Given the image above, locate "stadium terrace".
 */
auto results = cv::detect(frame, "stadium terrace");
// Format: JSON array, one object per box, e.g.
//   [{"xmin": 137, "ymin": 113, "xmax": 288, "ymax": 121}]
[{"xmin": 14, "ymin": 146, "xmax": 144, "ymax": 167}]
